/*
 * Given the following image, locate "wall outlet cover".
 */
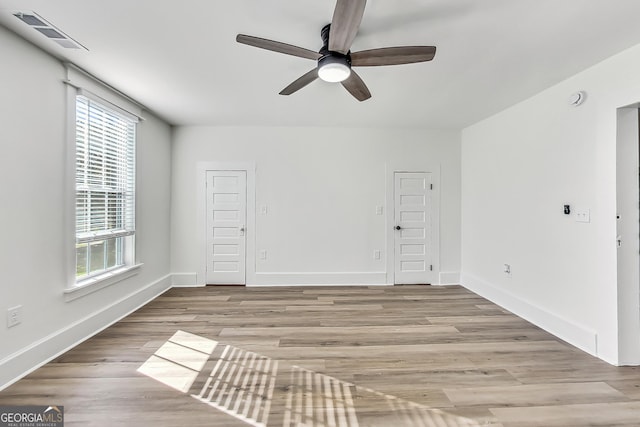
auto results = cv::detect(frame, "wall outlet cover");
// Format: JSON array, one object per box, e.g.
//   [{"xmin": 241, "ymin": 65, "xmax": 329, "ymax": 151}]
[
  {"xmin": 7, "ymin": 305, "xmax": 22, "ymax": 328},
  {"xmin": 575, "ymin": 209, "xmax": 591, "ymax": 223}
]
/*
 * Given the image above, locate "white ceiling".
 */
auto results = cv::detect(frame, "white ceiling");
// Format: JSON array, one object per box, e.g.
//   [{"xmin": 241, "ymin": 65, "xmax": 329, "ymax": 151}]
[{"xmin": 2, "ymin": 0, "xmax": 640, "ymax": 128}]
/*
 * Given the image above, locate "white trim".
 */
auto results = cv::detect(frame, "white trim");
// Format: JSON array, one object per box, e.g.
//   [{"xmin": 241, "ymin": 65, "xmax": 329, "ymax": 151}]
[
  {"xmin": 75, "ymin": 88, "xmax": 141, "ymax": 122},
  {"xmin": 64, "ymin": 264, "xmax": 142, "ymax": 302},
  {"xmin": 64, "ymin": 83, "xmax": 77, "ymax": 290},
  {"xmin": 460, "ymin": 272, "xmax": 599, "ymax": 358},
  {"xmin": 197, "ymin": 162, "xmax": 256, "ymax": 286},
  {"xmin": 385, "ymin": 162, "xmax": 441, "ymax": 285},
  {"xmin": 615, "ymin": 106, "xmax": 640, "ymax": 366},
  {"xmin": 253, "ymin": 272, "xmax": 387, "ymax": 286},
  {"xmin": 438, "ymin": 271, "xmax": 460, "ymax": 285},
  {"xmin": 65, "ymin": 64, "xmax": 143, "ymax": 119},
  {"xmin": 66, "ymin": 82, "xmax": 138, "ymax": 292},
  {"xmin": 171, "ymin": 273, "xmax": 200, "ymax": 287},
  {"xmin": 0, "ymin": 274, "xmax": 172, "ymax": 391}
]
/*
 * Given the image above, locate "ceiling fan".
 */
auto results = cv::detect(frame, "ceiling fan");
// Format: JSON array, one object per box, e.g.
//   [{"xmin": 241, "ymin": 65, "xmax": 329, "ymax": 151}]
[{"xmin": 236, "ymin": 0, "xmax": 436, "ymax": 101}]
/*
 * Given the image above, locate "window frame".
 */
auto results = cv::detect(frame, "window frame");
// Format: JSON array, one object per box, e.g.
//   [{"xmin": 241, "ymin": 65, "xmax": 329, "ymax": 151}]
[{"xmin": 63, "ymin": 66, "xmax": 143, "ymax": 300}]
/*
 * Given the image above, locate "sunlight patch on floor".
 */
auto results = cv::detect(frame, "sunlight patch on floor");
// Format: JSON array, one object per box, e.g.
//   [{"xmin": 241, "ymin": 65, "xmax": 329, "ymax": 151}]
[
  {"xmin": 138, "ymin": 330, "xmax": 494, "ymax": 427},
  {"xmin": 192, "ymin": 344, "xmax": 278, "ymax": 427},
  {"xmin": 283, "ymin": 366, "xmax": 359, "ymax": 427},
  {"xmin": 283, "ymin": 366, "xmax": 489, "ymax": 427},
  {"xmin": 137, "ymin": 330, "xmax": 218, "ymax": 392}
]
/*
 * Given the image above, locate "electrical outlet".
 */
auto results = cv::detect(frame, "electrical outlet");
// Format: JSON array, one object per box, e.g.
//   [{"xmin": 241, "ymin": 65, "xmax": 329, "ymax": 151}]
[
  {"xmin": 375, "ymin": 206, "xmax": 383, "ymax": 215},
  {"xmin": 575, "ymin": 209, "xmax": 590, "ymax": 223},
  {"xmin": 260, "ymin": 205, "xmax": 268, "ymax": 215},
  {"xmin": 259, "ymin": 250, "xmax": 267, "ymax": 260},
  {"xmin": 374, "ymin": 250, "xmax": 381, "ymax": 260},
  {"xmin": 7, "ymin": 305, "xmax": 22, "ymax": 328}
]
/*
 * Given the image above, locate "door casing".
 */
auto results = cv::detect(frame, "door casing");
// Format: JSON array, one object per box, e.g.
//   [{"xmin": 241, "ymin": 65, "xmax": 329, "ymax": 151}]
[
  {"xmin": 197, "ymin": 162, "xmax": 256, "ymax": 286},
  {"xmin": 616, "ymin": 107, "xmax": 640, "ymax": 364},
  {"xmin": 386, "ymin": 163, "xmax": 440, "ymax": 285}
]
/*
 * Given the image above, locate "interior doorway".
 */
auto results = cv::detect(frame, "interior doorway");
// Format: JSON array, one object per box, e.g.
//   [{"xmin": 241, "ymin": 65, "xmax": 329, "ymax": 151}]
[
  {"xmin": 197, "ymin": 162, "xmax": 256, "ymax": 287},
  {"xmin": 616, "ymin": 106, "xmax": 640, "ymax": 364},
  {"xmin": 393, "ymin": 172, "xmax": 434, "ymax": 284},
  {"xmin": 205, "ymin": 170, "xmax": 247, "ymax": 284}
]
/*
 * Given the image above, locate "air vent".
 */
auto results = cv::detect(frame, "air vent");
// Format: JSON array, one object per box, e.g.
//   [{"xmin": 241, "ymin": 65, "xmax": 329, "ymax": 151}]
[
  {"xmin": 14, "ymin": 13, "xmax": 46, "ymax": 27},
  {"xmin": 35, "ymin": 27, "xmax": 65, "ymax": 39},
  {"xmin": 13, "ymin": 12, "xmax": 87, "ymax": 50}
]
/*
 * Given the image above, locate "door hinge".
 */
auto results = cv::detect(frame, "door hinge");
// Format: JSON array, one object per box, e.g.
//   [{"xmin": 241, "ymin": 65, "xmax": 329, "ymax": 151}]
[
  {"xmin": 430, "ymin": 184, "xmax": 433, "ymax": 190},
  {"xmin": 430, "ymin": 265, "xmax": 433, "ymax": 271}
]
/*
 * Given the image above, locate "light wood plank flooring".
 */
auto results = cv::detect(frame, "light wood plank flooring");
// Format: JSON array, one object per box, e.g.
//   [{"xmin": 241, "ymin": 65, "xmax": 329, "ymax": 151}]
[{"xmin": 1, "ymin": 285, "xmax": 640, "ymax": 426}]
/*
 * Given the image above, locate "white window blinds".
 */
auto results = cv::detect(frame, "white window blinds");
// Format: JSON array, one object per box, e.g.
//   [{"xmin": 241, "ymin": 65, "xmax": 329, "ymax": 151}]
[{"xmin": 75, "ymin": 95, "xmax": 136, "ymax": 244}]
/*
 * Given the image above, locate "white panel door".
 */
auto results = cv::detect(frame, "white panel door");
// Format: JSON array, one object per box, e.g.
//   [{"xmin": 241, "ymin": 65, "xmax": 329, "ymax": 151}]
[
  {"xmin": 394, "ymin": 172, "xmax": 433, "ymax": 284},
  {"xmin": 206, "ymin": 171, "xmax": 246, "ymax": 284}
]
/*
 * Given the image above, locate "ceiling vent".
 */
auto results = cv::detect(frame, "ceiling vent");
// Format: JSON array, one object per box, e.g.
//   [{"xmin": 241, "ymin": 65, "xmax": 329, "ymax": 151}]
[{"xmin": 13, "ymin": 12, "xmax": 87, "ymax": 50}]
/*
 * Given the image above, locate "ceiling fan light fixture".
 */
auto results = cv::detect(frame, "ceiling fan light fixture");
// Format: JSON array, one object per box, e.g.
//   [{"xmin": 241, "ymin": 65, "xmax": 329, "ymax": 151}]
[{"xmin": 317, "ymin": 55, "xmax": 351, "ymax": 83}]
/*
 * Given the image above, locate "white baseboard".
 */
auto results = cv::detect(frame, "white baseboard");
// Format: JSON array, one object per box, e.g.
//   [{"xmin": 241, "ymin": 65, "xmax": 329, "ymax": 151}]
[
  {"xmin": 460, "ymin": 273, "xmax": 598, "ymax": 356},
  {"xmin": 253, "ymin": 272, "xmax": 387, "ymax": 286},
  {"xmin": 439, "ymin": 271, "xmax": 460, "ymax": 285},
  {"xmin": 0, "ymin": 274, "xmax": 172, "ymax": 391},
  {"xmin": 171, "ymin": 272, "xmax": 200, "ymax": 287}
]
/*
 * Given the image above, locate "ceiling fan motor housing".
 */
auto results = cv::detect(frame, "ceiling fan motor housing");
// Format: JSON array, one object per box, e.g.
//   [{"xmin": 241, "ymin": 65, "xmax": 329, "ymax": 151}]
[{"xmin": 318, "ymin": 24, "xmax": 351, "ymax": 82}]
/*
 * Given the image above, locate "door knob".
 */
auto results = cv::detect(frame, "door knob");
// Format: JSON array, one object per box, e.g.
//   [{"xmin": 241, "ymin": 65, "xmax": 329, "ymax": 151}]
[{"xmin": 395, "ymin": 225, "xmax": 402, "ymax": 230}]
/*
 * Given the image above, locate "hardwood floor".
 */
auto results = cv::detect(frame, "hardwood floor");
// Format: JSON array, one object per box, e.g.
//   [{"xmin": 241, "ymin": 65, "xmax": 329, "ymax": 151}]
[{"xmin": 1, "ymin": 285, "xmax": 640, "ymax": 426}]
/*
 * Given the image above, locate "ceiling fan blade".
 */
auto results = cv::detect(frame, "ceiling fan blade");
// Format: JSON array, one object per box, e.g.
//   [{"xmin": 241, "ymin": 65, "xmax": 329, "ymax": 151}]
[
  {"xmin": 279, "ymin": 69, "xmax": 319, "ymax": 95},
  {"xmin": 236, "ymin": 34, "xmax": 321, "ymax": 61},
  {"xmin": 351, "ymin": 46, "xmax": 437, "ymax": 67},
  {"xmin": 341, "ymin": 70, "xmax": 371, "ymax": 102},
  {"xmin": 329, "ymin": 0, "xmax": 367, "ymax": 54}
]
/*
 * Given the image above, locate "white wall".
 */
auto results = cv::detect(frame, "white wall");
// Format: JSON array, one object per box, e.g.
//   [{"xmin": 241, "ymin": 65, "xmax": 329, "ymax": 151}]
[
  {"xmin": 461, "ymin": 42, "xmax": 640, "ymax": 365},
  {"xmin": 0, "ymin": 26, "xmax": 173, "ymax": 388},
  {"xmin": 171, "ymin": 126, "xmax": 461, "ymax": 286}
]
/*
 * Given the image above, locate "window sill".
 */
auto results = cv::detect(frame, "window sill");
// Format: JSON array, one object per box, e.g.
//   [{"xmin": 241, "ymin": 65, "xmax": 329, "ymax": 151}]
[{"xmin": 65, "ymin": 263, "xmax": 143, "ymax": 302}]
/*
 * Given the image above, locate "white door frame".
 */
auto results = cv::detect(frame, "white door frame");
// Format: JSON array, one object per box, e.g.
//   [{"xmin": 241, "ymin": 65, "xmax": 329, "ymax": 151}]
[
  {"xmin": 616, "ymin": 107, "xmax": 640, "ymax": 364},
  {"xmin": 197, "ymin": 162, "xmax": 256, "ymax": 286},
  {"xmin": 385, "ymin": 162, "xmax": 440, "ymax": 285}
]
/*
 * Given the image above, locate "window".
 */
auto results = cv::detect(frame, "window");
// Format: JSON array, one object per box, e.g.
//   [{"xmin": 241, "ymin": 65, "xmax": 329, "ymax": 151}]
[{"xmin": 75, "ymin": 95, "xmax": 136, "ymax": 281}]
